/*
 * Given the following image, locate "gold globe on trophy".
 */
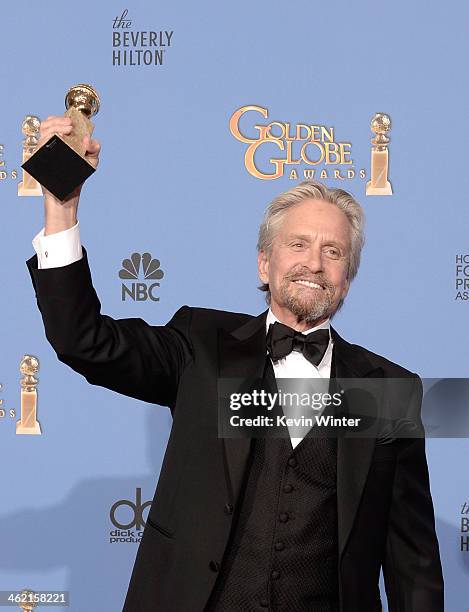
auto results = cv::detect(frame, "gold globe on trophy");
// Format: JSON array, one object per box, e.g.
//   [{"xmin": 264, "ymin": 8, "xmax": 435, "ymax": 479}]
[
  {"xmin": 18, "ymin": 116, "xmax": 43, "ymax": 197},
  {"xmin": 64, "ymin": 84, "xmax": 100, "ymax": 155},
  {"xmin": 22, "ymin": 83, "xmax": 100, "ymax": 201},
  {"xmin": 16, "ymin": 355, "xmax": 42, "ymax": 435},
  {"xmin": 365, "ymin": 112, "xmax": 393, "ymax": 196},
  {"xmin": 17, "ymin": 589, "xmax": 37, "ymax": 611}
]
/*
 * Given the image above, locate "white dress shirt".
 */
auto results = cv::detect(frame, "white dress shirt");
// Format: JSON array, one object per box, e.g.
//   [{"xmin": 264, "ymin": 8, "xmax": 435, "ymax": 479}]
[
  {"xmin": 265, "ymin": 310, "xmax": 333, "ymax": 448},
  {"xmin": 32, "ymin": 225, "xmax": 333, "ymax": 448},
  {"xmin": 32, "ymin": 222, "xmax": 83, "ymax": 269}
]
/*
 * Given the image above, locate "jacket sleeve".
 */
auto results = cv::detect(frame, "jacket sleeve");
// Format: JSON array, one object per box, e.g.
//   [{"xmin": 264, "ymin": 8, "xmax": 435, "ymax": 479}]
[
  {"xmin": 26, "ymin": 248, "xmax": 193, "ymax": 410},
  {"xmin": 383, "ymin": 376, "xmax": 444, "ymax": 611}
]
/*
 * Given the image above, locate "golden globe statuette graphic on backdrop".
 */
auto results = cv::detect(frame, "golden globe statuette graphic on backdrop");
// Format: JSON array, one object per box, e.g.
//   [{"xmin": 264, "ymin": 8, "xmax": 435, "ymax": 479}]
[
  {"xmin": 16, "ymin": 355, "xmax": 41, "ymax": 435},
  {"xmin": 18, "ymin": 589, "xmax": 37, "ymax": 612},
  {"xmin": 21, "ymin": 83, "xmax": 100, "ymax": 201},
  {"xmin": 366, "ymin": 112, "xmax": 393, "ymax": 196},
  {"xmin": 18, "ymin": 116, "xmax": 43, "ymax": 197}
]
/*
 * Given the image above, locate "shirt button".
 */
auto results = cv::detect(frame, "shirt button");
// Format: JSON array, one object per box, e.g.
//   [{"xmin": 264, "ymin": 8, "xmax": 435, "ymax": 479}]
[
  {"xmin": 274, "ymin": 541, "xmax": 285, "ymax": 551},
  {"xmin": 278, "ymin": 512, "xmax": 289, "ymax": 523},
  {"xmin": 44, "ymin": 251, "xmax": 48, "ymax": 258},
  {"xmin": 260, "ymin": 599, "xmax": 269, "ymax": 608},
  {"xmin": 271, "ymin": 570, "xmax": 280, "ymax": 580},
  {"xmin": 283, "ymin": 484, "xmax": 293, "ymax": 493},
  {"xmin": 209, "ymin": 560, "xmax": 220, "ymax": 573},
  {"xmin": 224, "ymin": 503, "xmax": 233, "ymax": 515},
  {"xmin": 288, "ymin": 457, "xmax": 297, "ymax": 467}
]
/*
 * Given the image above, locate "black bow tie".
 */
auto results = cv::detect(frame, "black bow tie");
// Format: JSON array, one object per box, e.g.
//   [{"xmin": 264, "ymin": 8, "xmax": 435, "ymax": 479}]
[{"xmin": 266, "ymin": 321, "xmax": 330, "ymax": 366}]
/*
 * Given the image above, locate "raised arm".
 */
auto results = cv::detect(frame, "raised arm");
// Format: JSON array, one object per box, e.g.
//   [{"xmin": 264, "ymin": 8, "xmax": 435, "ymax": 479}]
[{"xmin": 27, "ymin": 116, "xmax": 192, "ymax": 410}]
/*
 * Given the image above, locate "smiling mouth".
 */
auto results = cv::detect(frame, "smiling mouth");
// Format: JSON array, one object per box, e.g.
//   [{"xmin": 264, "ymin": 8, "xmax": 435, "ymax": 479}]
[{"xmin": 291, "ymin": 279, "xmax": 324, "ymax": 290}]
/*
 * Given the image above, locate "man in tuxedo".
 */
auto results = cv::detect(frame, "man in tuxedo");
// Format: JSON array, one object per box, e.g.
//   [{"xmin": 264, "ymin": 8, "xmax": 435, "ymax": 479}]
[{"xmin": 27, "ymin": 116, "xmax": 444, "ymax": 611}]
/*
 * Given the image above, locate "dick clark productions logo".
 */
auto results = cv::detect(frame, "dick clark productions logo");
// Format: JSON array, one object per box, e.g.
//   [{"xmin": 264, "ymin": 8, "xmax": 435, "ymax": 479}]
[
  {"xmin": 119, "ymin": 252, "xmax": 164, "ymax": 301},
  {"xmin": 109, "ymin": 487, "xmax": 151, "ymax": 544}
]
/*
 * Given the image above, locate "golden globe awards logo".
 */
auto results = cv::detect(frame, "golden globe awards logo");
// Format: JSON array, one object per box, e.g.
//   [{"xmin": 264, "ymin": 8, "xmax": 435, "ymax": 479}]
[
  {"xmin": 229, "ymin": 105, "xmax": 366, "ymax": 181},
  {"xmin": 0, "ymin": 382, "xmax": 16, "ymax": 422},
  {"xmin": 0, "ymin": 143, "xmax": 17, "ymax": 183},
  {"xmin": 0, "ymin": 355, "xmax": 42, "ymax": 431}
]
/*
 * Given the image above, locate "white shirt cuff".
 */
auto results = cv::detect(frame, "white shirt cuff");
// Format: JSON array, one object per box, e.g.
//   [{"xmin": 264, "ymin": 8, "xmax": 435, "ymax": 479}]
[{"xmin": 32, "ymin": 221, "xmax": 83, "ymax": 269}]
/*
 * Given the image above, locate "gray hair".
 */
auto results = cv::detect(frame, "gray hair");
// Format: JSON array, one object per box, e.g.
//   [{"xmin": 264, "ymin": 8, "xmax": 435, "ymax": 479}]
[{"xmin": 257, "ymin": 180, "xmax": 365, "ymax": 299}]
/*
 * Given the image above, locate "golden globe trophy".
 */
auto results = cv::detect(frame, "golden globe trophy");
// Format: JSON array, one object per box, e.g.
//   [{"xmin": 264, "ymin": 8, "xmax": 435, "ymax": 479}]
[
  {"xmin": 365, "ymin": 112, "xmax": 393, "ymax": 196},
  {"xmin": 18, "ymin": 116, "xmax": 43, "ymax": 197},
  {"xmin": 22, "ymin": 83, "xmax": 100, "ymax": 201},
  {"xmin": 16, "ymin": 355, "xmax": 42, "ymax": 436},
  {"xmin": 17, "ymin": 589, "xmax": 37, "ymax": 611}
]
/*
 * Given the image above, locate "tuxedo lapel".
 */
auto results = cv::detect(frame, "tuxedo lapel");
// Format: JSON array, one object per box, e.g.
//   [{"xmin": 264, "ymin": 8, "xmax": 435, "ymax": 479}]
[
  {"xmin": 217, "ymin": 310, "xmax": 269, "ymax": 505},
  {"xmin": 331, "ymin": 327, "xmax": 383, "ymax": 559},
  {"xmin": 217, "ymin": 314, "xmax": 384, "ymax": 560}
]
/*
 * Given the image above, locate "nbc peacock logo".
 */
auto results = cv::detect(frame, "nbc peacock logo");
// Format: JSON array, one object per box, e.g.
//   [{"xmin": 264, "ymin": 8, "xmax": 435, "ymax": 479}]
[{"xmin": 119, "ymin": 252, "xmax": 164, "ymax": 302}]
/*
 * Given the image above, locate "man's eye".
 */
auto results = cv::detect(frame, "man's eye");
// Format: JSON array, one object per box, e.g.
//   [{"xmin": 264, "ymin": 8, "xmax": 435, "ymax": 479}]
[
  {"xmin": 325, "ymin": 247, "xmax": 340, "ymax": 257},
  {"xmin": 291, "ymin": 242, "xmax": 304, "ymax": 249}
]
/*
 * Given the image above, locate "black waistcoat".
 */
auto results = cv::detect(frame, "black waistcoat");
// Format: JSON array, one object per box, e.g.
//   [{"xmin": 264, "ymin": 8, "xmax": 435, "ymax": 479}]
[{"xmin": 205, "ymin": 411, "xmax": 339, "ymax": 612}]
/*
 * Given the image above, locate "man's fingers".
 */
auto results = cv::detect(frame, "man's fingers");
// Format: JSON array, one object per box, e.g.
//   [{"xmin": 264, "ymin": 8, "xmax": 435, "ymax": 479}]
[
  {"xmin": 82, "ymin": 135, "xmax": 101, "ymax": 156},
  {"xmin": 40, "ymin": 116, "xmax": 72, "ymax": 131},
  {"xmin": 39, "ymin": 124, "xmax": 72, "ymax": 138},
  {"xmin": 87, "ymin": 139, "xmax": 101, "ymax": 156},
  {"xmin": 80, "ymin": 135, "xmax": 101, "ymax": 169},
  {"xmin": 39, "ymin": 117, "xmax": 72, "ymax": 134},
  {"xmin": 37, "ymin": 117, "xmax": 101, "ymax": 167},
  {"xmin": 37, "ymin": 129, "xmax": 72, "ymax": 149},
  {"xmin": 38, "ymin": 117, "xmax": 73, "ymax": 147}
]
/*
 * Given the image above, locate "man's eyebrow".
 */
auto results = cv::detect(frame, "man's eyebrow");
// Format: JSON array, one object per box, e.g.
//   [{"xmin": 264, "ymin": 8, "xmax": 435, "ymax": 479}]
[
  {"xmin": 284, "ymin": 233, "xmax": 347, "ymax": 249},
  {"xmin": 284, "ymin": 233, "xmax": 312, "ymax": 242}
]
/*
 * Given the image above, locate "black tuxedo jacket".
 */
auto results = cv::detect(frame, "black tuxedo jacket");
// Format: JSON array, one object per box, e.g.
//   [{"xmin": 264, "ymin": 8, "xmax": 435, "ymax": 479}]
[{"xmin": 27, "ymin": 250, "xmax": 444, "ymax": 612}]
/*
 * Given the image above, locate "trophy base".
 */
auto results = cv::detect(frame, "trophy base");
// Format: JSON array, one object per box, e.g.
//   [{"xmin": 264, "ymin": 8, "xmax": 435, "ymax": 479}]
[
  {"xmin": 18, "ymin": 182, "xmax": 43, "ymax": 197},
  {"xmin": 21, "ymin": 135, "xmax": 95, "ymax": 201},
  {"xmin": 366, "ymin": 180, "xmax": 393, "ymax": 196},
  {"xmin": 16, "ymin": 420, "xmax": 42, "ymax": 435}
]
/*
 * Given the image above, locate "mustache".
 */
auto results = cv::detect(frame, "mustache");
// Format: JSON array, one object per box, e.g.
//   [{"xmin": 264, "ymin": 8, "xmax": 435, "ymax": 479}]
[{"xmin": 284, "ymin": 268, "xmax": 334, "ymax": 289}]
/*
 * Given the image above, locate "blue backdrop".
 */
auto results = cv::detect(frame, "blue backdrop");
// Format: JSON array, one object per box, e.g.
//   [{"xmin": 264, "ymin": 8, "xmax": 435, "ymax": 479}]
[{"xmin": 1, "ymin": 0, "xmax": 468, "ymax": 609}]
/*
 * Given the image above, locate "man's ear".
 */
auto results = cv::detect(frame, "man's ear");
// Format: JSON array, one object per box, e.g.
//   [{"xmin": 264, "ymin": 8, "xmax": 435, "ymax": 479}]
[{"xmin": 258, "ymin": 250, "xmax": 269, "ymax": 284}]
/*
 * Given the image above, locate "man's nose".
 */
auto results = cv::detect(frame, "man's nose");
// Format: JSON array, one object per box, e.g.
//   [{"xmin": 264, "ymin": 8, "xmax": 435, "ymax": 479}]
[{"xmin": 303, "ymin": 246, "xmax": 323, "ymax": 273}]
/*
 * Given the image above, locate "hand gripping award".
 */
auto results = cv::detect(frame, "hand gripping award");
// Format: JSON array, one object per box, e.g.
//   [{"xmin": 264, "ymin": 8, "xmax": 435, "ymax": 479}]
[{"xmin": 22, "ymin": 83, "xmax": 100, "ymax": 201}]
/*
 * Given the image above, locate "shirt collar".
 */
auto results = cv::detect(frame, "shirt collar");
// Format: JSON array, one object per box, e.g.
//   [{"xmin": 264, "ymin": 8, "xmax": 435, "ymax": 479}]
[
  {"xmin": 265, "ymin": 309, "xmax": 333, "ymax": 370},
  {"xmin": 266, "ymin": 308, "xmax": 331, "ymax": 336}
]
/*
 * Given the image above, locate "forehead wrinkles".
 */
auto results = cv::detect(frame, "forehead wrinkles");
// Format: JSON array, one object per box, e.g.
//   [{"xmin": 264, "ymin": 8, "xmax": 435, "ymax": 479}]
[
  {"xmin": 275, "ymin": 230, "xmax": 349, "ymax": 253},
  {"xmin": 278, "ymin": 206, "xmax": 350, "ymax": 240}
]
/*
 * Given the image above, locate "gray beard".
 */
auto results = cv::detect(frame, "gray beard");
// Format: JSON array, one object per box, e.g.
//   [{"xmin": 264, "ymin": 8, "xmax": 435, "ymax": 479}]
[{"xmin": 279, "ymin": 281, "xmax": 336, "ymax": 325}]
